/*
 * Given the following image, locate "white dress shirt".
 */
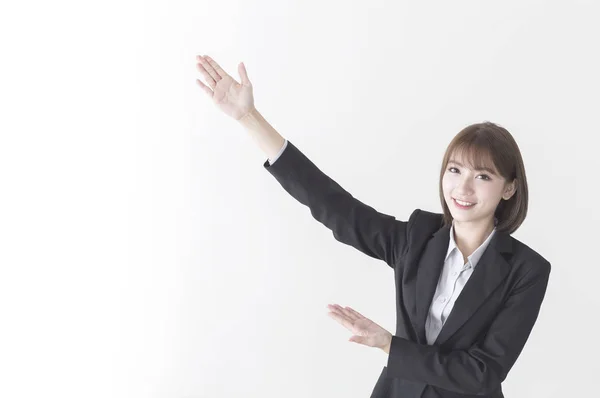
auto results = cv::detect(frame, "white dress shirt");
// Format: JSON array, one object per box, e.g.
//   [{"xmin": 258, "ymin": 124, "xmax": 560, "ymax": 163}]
[
  {"xmin": 268, "ymin": 139, "xmax": 289, "ymax": 165},
  {"xmin": 425, "ymin": 220, "xmax": 497, "ymax": 345},
  {"xmin": 268, "ymin": 139, "xmax": 498, "ymax": 346}
]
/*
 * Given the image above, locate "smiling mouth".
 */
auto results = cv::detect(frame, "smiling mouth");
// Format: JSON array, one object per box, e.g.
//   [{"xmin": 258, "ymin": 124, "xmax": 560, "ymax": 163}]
[{"xmin": 453, "ymin": 198, "xmax": 476, "ymax": 208}]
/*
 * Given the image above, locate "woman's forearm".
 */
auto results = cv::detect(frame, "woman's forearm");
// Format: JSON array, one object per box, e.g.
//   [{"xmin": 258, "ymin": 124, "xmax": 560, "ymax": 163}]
[{"xmin": 238, "ymin": 108, "xmax": 286, "ymax": 160}]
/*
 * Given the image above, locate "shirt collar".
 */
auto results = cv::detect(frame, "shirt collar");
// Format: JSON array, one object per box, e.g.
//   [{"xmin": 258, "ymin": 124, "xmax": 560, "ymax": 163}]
[{"xmin": 445, "ymin": 217, "xmax": 498, "ymax": 267}]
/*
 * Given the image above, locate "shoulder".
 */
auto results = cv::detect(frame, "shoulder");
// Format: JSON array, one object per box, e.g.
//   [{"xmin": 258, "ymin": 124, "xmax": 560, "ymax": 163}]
[
  {"xmin": 507, "ymin": 235, "xmax": 552, "ymax": 277},
  {"xmin": 404, "ymin": 208, "xmax": 445, "ymax": 248},
  {"xmin": 408, "ymin": 209, "xmax": 444, "ymax": 232}
]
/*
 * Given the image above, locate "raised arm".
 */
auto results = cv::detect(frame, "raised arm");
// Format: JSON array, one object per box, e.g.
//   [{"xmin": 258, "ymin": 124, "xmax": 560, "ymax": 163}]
[
  {"xmin": 260, "ymin": 135, "xmax": 412, "ymax": 266},
  {"xmin": 196, "ymin": 54, "xmax": 413, "ymax": 267}
]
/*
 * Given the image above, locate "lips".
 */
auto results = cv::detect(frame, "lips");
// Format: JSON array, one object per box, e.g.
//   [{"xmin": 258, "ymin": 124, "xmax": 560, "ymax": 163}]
[{"xmin": 453, "ymin": 198, "xmax": 476, "ymax": 208}]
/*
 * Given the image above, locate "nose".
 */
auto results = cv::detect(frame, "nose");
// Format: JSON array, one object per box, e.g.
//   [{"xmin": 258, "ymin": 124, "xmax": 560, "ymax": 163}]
[{"xmin": 454, "ymin": 179, "xmax": 475, "ymax": 196}]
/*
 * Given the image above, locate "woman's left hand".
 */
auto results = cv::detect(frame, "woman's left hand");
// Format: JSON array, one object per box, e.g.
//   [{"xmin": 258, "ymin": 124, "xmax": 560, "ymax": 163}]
[{"xmin": 327, "ymin": 304, "xmax": 392, "ymax": 353}]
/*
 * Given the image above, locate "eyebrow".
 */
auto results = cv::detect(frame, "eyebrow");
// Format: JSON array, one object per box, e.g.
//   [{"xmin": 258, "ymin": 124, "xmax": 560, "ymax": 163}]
[{"xmin": 448, "ymin": 160, "xmax": 498, "ymax": 175}]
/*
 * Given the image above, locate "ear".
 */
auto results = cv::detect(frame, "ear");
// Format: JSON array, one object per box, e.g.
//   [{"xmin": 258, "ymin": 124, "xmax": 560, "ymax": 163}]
[{"xmin": 502, "ymin": 179, "xmax": 517, "ymax": 200}]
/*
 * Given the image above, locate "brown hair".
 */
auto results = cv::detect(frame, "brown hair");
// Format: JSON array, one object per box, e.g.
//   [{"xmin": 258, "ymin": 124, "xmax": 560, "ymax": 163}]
[{"xmin": 438, "ymin": 122, "xmax": 528, "ymax": 235}]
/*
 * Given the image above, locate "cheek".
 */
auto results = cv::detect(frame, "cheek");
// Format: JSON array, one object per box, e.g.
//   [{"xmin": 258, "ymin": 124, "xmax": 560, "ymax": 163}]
[
  {"xmin": 441, "ymin": 176, "xmax": 453, "ymax": 196},
  {"xmin": 441, "ymin": 182, "xmax": 454, "ymax": 204},
  {"xmin": 477, "ymin": 185, "xmax": 503, "ymax": 202}
]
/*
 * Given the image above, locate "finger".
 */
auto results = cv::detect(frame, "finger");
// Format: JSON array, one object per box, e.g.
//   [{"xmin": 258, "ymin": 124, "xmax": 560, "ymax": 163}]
[
  {"xmin": 327, "ymin": 305, "xmax": 345, "ymax": 318},
  {"xmin": 330, "ymin": 304, "xmax": 354, "ymax": 320},
  {"xmin": 196, "ymin": 79, "xmax": 213, "ymax": 97},
  {"xmin": 327, "ymin": 304, "xmax": 344, "ymax": 314},
  {"xmin": 337, "ymin": 306, "xmax": 360, "ymax": 322},
  {"xmin": 329, "ymin": 304, "xmax": 352, "ymax": 316},
  {"xmin": 203, "ymin": 55, "xmax": 226, "ymax": 82},
  {"xmin": 344, "ymin": 307, "xmax": 365, "ymax": 321},
  {"xmin": 327, "ymin": 310, "xmax": 354, "ymax": 332},
  {"xmin": 238, "ymin": 62, "xmax": 251, "ymax": 86},
  {"xmin": 349, "ymin": 335, "xmax": 366, "ymax": 344},
  {"xmin": 196, "ymin": 60, "xmax": 216, "ymax": 89}
]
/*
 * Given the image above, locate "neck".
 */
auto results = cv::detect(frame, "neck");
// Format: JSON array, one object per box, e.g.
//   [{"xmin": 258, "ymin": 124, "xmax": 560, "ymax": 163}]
[{"xmin": 452, "ymin": 217, "xmax": 496, "ymax": 257}]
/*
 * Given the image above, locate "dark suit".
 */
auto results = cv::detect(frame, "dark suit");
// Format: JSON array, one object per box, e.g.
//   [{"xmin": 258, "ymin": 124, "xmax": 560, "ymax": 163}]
[{"xmin": 263, "ymin": 141, "xmax": 550, "ymax": 398}]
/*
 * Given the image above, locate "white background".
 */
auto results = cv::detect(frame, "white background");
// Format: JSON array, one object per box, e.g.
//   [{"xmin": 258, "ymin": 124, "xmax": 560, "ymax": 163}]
[{"xmin": 1, "ymin": 1, "xmax": 598, "ymax": 397}]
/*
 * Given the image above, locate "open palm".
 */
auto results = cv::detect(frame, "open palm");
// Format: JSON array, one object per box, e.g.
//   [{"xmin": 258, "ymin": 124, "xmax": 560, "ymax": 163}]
[
  {"xmin": 327, "ymin": 304, "xmax": 391, "ymax": 349},
  {"xmin": 196, "ymin": 55, "xmax": 255, "ymax": 120}
]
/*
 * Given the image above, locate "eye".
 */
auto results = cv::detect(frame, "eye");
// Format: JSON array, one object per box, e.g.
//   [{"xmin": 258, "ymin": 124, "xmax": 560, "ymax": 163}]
[{"xmin": 447, "ymin": 167, "xmax": 491, "ymax": 181}]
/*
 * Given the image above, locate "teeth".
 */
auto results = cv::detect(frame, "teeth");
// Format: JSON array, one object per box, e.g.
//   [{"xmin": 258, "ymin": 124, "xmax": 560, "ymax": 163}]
[{"xmin": 455, "ymin": 199, "xmax": 474, "ymax": 206}]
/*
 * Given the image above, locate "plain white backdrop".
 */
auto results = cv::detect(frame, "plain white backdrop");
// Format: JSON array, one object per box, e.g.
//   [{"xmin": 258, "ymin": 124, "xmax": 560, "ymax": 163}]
[{"xmin": 1, "ymin": 0, "xmax": 598, "ymax": 397}]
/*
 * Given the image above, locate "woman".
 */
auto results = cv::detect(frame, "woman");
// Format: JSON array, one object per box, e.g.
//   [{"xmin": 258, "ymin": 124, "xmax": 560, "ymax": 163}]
[{"xmin": 196, "ymin": 55, "xmax": 551, "ymax": 398}]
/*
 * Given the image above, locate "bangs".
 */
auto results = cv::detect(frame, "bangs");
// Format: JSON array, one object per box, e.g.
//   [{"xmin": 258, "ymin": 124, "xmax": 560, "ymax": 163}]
[{"xmin": 448, "ymin": 141, "xmax": 500, "ymax": 176}]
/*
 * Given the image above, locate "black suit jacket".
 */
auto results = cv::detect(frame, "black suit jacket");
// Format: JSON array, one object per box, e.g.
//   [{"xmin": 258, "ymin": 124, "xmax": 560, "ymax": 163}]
[{"xmin": 263, "ymin": 141, "xmax": 551, "ymax": 398}]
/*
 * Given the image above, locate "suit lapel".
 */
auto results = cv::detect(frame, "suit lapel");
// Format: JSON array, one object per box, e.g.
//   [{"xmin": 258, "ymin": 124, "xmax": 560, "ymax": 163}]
[
  {"xmin": 415, "ymin": 223, "xmax": 513, "ymax": 346},
  {"xmin": 415, "ymin": 224, "xmax": 452, "ymax": 344}
]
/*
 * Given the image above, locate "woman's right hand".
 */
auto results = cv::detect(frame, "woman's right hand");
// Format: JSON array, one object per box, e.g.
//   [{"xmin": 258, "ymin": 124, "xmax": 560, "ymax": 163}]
[{"xmin": 196, "ymin": 55, "xmax": 256, "ymax": 121}]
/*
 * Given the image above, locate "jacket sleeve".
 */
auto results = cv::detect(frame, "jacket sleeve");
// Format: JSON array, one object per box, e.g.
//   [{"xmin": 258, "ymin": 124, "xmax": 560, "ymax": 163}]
[
  {"xmin": 263, "ymin": 140, "xmax": 415, "ymax": 268},
  {"xmin": 386, "ymin": 261, "xmax": 551, "ymax": 395}
]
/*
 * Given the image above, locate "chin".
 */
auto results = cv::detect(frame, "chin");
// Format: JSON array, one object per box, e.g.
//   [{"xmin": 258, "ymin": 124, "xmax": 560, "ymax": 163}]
[{"xmin": 451, "ymin": 213, "xmax": 473, "ymax": 222}]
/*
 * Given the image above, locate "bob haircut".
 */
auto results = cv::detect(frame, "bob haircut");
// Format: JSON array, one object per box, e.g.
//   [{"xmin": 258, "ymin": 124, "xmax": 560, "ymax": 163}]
[{"xmin": 438, "ymin": 122, "xmax": 528, "ymax": 235}]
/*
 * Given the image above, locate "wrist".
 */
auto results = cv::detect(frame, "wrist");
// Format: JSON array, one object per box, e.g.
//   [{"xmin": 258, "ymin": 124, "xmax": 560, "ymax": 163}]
[
  {"xmin": 238, "ymin": 108, "xmax": 286, "ymax": 160},
  {"xmin": 381, "ymin": 333, "xmax": 392, "ymax": 354},
  {"xmin": 237, "ymin": 107, "xmax": 261, "ymax": 127}
]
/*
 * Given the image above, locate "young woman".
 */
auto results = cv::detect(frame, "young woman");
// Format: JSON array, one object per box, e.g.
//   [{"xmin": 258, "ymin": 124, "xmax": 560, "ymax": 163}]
[{"xmin": 196, "ymin": 55, "xmax": 551, "ymax": 398}]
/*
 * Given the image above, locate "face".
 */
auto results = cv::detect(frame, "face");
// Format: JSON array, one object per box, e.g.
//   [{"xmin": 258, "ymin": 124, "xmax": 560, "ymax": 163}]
[{"xmin": 442, "ymin": 151, "xmax": 516, "ymax": 227}]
